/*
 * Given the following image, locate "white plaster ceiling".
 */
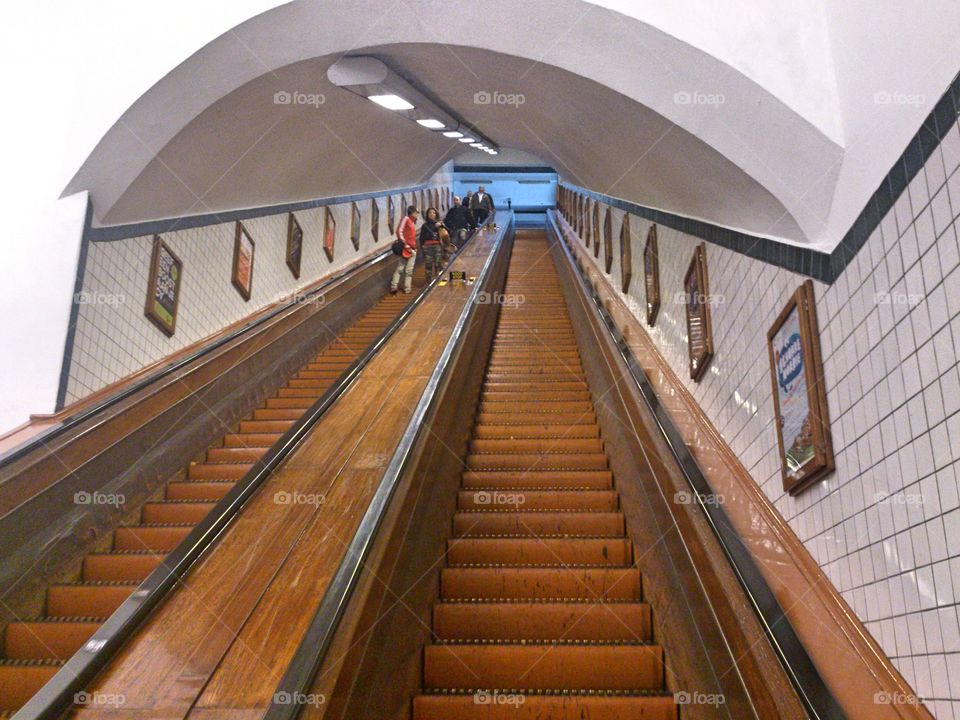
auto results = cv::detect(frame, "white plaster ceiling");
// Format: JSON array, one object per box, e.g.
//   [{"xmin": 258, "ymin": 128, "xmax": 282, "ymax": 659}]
[{"xmin": 63, "ymin": 0, "xmax": 960, "ymax": 251}]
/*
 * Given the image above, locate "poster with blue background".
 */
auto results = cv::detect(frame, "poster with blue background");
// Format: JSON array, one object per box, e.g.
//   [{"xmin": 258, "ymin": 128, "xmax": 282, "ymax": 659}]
[{"xmin": 773, "ymin": 308, "xmax": 815, "ymax": 475}]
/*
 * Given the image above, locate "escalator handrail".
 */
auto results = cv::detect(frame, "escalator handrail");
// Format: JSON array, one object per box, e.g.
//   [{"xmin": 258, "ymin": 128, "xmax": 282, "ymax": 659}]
[
  {"xmin": 264, "ymin": 213, "xmax": 514, "ymax": 720},
  {"xmin": 0, "ymin": 247, "xmax": 397, "ymax": 470},
  {"xmin": 12, "ymin": 218, "xmax": 495, "ymax": 720},
  {"xmin": 546, "ymin": 212, "xmax": 845, "ymax": 720}
]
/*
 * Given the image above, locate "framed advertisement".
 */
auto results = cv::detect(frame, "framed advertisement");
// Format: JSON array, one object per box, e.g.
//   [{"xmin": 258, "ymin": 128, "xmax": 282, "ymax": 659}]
[
  {"xmin": 286, "ymin": 212, "xmax": 303, "ymax": 279},
  {"xmin": 684, "ymin": 243, "xmax": 713, "ymax": 381},
  {"xmin": 323, "ymin": 206, "xmax": 336, "ymax": 262},
  {"xmin": 388, "ymin": 195, "xmax": 396, "ymax": 235},
  {"xmin": 371, "ymin": 198, "xmax": 380, "ymax": 242},
  {"xmin": 643, "ymin": 225, "xmax": 660, "ymax": 325},
  {"xmin": 592, "ymin": 201, "xmax": 600, "ymax": 258},
  {"xmin": 350, "ymin": 202, "xmax": 361, "ymax": 251},
  {"xmin": 620, "ymin": 213, "xmax": 632, "ymax": 293},
  {"xmin": 231, "ymin": 221, "xmax": 255, "ymax": 301},
  {"xmin": 603, "ymin": 206, "xmax": 613, "ymax": 273},
  {"xmin": 767, "ymin": 280, "xmax": 835, "ymax": 495},
  {"xmin": 144, "ymin": 235, "xmax": 182, "ymax": 336},
  {"xmin": 582, "ymin": 198, "xmax": 590, "ymax": 246}
]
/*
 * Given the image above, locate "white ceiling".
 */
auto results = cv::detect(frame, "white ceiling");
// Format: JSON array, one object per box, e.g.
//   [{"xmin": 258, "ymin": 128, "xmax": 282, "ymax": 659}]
[{"xmin": 64, "ymin": 0, "xmax": 960, "ymax": 252}]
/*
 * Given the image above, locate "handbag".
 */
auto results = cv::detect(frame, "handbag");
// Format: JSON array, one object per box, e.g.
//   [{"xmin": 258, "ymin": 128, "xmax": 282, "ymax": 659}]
[{"xmin": 391, "ymin": 239, "xmax": 405, "ymax": 256}]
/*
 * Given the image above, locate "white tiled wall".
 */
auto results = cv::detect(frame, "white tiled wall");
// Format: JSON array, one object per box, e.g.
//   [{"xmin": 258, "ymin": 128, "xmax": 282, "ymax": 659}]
[
  {"xmin": 562, "ymin": 117, "xmax": 960, "ymax": 718},
  {"xmin": 64, "ymin": 178, "xmax": 452, "ymax": 404}
]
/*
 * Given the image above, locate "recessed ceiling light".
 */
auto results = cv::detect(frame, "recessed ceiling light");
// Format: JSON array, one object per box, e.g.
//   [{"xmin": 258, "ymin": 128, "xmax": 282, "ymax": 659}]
[
  {"xmin": 417, "ymin": 118, "xmax": 445, "ymax": 129},
  {"xmin": 443, "ymin": 131, "xmax": 463, "ymax": 138},
  {"xmin": 368, "ymin": 94, "xmax": 415, "ymax": 111},
  {"xmin": 459, "ymin": 137, "xmax": 476, "ymax": 143}
]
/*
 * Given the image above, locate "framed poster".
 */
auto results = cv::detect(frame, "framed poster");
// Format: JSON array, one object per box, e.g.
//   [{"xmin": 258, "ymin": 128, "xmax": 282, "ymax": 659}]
[
  {"xmin": 388, "ymin": 195, "xmax": 397, "ymax": 235},
  {"xmin": 323, "ymin": 206, "xmax": 336, "ymax": 262},
  {"xmin": 684, "ymin": 243, "xmax": 714, "ymax": 381},
  {"xmin": 620, "ymin": 213, "xmax": 632, "ymax": 293},
  {"xmin": 578, "ymin": 194, "xmax": 584, "ymax": 237},
  {"xmin": 419, "ymin": 190, "xmax": 425, "ymax": 211},
  {"xmin": 582, "ymin": 198, "xmax": 589, "ymax": 246},
  {"xmin": 603, "ymin": 207, "xmax": 613, "ymax": 273},
  {"xmin": 371, "ymin": 198, "xmax": 380, "ymax": 242},
  {"xmin": 144, "ymin": 235, "xmax": 182, "ymax": 336},
  {"xmin": 286, "ymin": 213, "xmax": 303, "ymax": 279},
  {"xmin": 592, "ymin": 201, "xmax": 601, "ymax": 258},
  {"xmin": 350, "ymin": 201, "xmax": 361, "ymax": 251},
  {"xmin": 767, "ymin": 280, "xmax": 835, "ymax": 495},
  {"xmin": 643, "ymin": 225, "xmax": 660, "ymax": 325},
  {"xmin": 232, "ymin": 221, "xmax": 255, "ymax": 301}
]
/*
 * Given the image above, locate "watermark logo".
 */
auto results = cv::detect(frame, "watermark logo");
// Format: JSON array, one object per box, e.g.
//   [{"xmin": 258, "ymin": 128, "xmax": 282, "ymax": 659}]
[
  {"xmin": 675, "ymin": 691, "xmax": 725, "ymax": 706},
  {"xmin": 274, "ymin": 90, "xmax": 326, "ymax": 108},
  {"xmin": 874, "ymin": 691, "xmax": 924, "ymax": 706},
  {"xmin": 273, "ymin": 290, "xmax": 326, "ymax": 306},
  {"xmin": 74, "ymin": 691, "xmax": 126, "ymax": 708},
  {"xmin": 74, "ymin": 491, "xmax": 125, "ymax": 507},
  {"xmin": 274, "ymin": 491, "xmax": 326, "ymax": 508},
  {"xmin": 875, "ymin": 290, "xmax": 923, "ymax": 306},
  {"xmin": 674, "ymin": 291, "xmax": 725, "ymax": 305},
  {"xmin": 874, "ymin": 91, "xmax": 925, "ymax": 107},
  {"xmin": 474, "ymin": 90, "xmax": 526, "ymax": 108},
  {"xmin": 673, "ymin": 90, "xmax": 725, "ymax": 107},
  {"xmin": 273, "ymin": 691, "xmax": 326, "ymax": 707},
  {"xmin": 874, "ymin": 491, "xmax": 924, "ymax": 507},
  {"xmin": 475, "ymin": 291, "xmax": 525, "ymax": 307},
  {"xmin": 474, "ymin": 491, "xmax": 526, "ymax": 507},
  {"xmin": 74, "ymin": 291, "xmax": 126, "ymax": 306},
  {"xmin": 674, "ymin": 490, "xmax": 725, "ymax": 507},
  {"xmin": 474, "ymin": 690, "xmax": 526, "ymax": 706}
]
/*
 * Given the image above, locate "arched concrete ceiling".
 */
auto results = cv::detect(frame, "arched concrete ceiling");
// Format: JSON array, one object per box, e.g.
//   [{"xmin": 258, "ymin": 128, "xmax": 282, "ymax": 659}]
[{"xmin": 63, "ymin": 0, "xmax": 960, "ymax": 250}]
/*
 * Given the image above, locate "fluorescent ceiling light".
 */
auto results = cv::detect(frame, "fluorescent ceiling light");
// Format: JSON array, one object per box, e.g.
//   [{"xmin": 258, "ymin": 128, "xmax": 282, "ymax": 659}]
[
  {"xmin": 443, "ymin": 131, "xmax": 463, "ymax": 138},
  {"xmin": 369, "ymin": 94, "xmax": 415, "ymax": 111},
  {"xmin": 488, "ymin": 150, "xmax": 499, "ymax": 155},
  {"xmin": 459, "ymin": 137, "xmax": 476, "ymax": 143},
  {"xmin": 470, "ymin": 143, "xmax": 483, "ymax": 148},
  {"xmin": 417, "ymin": 118, "xmax": 445, "ymax": 129}
]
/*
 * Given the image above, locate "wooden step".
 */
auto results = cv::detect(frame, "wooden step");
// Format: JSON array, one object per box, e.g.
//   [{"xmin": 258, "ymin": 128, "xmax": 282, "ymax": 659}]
[
  {"xmin": 453, "ymin": 512, "xmax": 624, "ymax": 537},
  {"xmin": 447, "ymin": 537, "xmax": 632, "ymax": 566},
  {"xmin": 479, "ymin": 401, "xmax": 594, "ymax": 415},
  {"xmin": 46, "ymin": 583, "xmax": 137, "ymax": 617},
  {"xmin": 433, "ymin": 601, "xmax": 652, "ymax": 642},
  {"xmin": 188, "ymin": 461, "xmax": 253, "ymax": 480},
  {"xmin": 412, "ymin": 694, "xmax": 676, "ymax": 720},
  {"xmin": 469, "ymin": 438, "xmax": 602, "ymax": 454},
  {"xmin": 223, "ymin": 432, "xmax": 282, "ymax": 447},
  {"xmin": 461, "ymin": 470, "xmax": 612, "ymax": 489},
  {"xmin": 3, "ymin": 620, "xmax": 100, "ymax": 660},
  {"xmin": 440, "ymin": 567, "xmax": 641, "ymax": 600},
  {"xmin": 423, "ymin": 643, "xmax": 664, "ymax": 690},
  {"xmin": 114, "ymin": 525, "xmax": 192, "ymax": 552},
  {"xmin": 0, "ymin": 661, "xmax": 61, "ymax": 712},
  {"xmin": 465, "ymin": 453, "xmax": 608, "ymax": 471},
  {"xmin": 475, "ymin": 412, "xmax": 596, "ymax": 426},
  {"xmin": 458, "ymin": 489, "xmax": 618, "ymax": 511},
  {"xmin": 141, "ymin": 501, "xmax": 215, "ymax": 524},
  {"xmin": 82, "ymin": 552, "xmax": 165, "ymax": 581},
  {"xmin": 166, "ymin": 480, "xmax": 235, "ymax": 500},
  {"xmin": 238, "ymin": 420, "xmax": 293, "ymax": 433}
]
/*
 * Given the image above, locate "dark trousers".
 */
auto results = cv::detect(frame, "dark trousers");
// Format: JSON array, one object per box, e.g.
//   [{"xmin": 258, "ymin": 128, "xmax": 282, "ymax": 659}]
[{"xmin": 474, "ymin": 208, "xmax": 489, "ymax": 225}]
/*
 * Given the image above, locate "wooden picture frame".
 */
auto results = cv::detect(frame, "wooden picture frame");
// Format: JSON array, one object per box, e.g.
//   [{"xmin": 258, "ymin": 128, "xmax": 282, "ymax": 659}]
[
  {"xmin": 350, "ymin": 202, "xmax": 361, "ymax": 251},
  {"xmin": 643, "ymin": 225, "xmax": 660, "ymax": 326},
  {"xmin": 286, "ymin": 212, "xmax": 303, "ymax": 279},
  {"xmin": 603, "ymin": 206, "xmax": 613, "ymax": 273},
  {"xmin": 231, "ymin": 221, "xmax": 255, "ymax": 301},
  {"xmin": 144, "ymin": 235, "xmax": 183, "ymax": 336},
  {"xmin": 767, "ymin": 280, "xmax": 835, "ymax": 495},
  {"xmin": 592, "ymin": 201, "xmax": 601, "ymax": 258},
  {"xmin": 578, "ymin": 194, "xmax": 584, "ymax": 237},
  {"xmin": 684, "ymin": 243, "xmax": 713, "ymax": 381},
  {"xmin": 371, "ymin": 198, "xmax": 380, "ymax": 242},
  {"xmin": 323, "ymin": 206, "xmax": 336, "ymax": 262},
  {"xmin": 388, "ymin": 195, "xmax": 396, "ymax": 235},
  {"xmin": 620, "ymin": 213, "xmax": 632, "ymax": 293}
]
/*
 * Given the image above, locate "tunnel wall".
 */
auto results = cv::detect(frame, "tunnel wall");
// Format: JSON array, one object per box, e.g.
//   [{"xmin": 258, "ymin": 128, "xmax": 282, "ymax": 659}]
[
  {"xmin": 560, "ymin": 116, "xmax": 960, "ymax": 716},
  {"xmin": 60, "ymin": 166, "xmax": 453, "ymax": 406}
]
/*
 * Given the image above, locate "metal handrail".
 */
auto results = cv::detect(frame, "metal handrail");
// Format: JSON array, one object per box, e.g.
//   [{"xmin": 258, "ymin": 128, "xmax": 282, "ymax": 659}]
[
  {"xmin": 12, "ymin": 220, "xmax": 493, "ymax": 720},
  {"xmin": 263, "ymin": 212, "xmax": 513, "ymax": 720},
  {"xmin": 546, "ymin": 212, "xmax": 844, "ymax": 720},
  {"xmin": 0, "ymin": 248, "xmax": 395, "ymax": 469}
]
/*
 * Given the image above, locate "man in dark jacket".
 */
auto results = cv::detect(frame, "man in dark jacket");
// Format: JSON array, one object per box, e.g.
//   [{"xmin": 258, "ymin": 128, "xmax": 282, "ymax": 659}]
[
  {"xmin": 470, "ymin": 185, "xmax": 495, "ymax": 224},
  {"xmin": 443, "ymin": 196, "xmax": 471, "ymax": 247}
]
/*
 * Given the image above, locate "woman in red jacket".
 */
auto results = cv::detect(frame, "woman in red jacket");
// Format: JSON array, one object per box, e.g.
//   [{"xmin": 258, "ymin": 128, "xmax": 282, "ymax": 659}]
[{"xmin": 390, "ymin": 205, "xmax": 419, "ymax": 294}]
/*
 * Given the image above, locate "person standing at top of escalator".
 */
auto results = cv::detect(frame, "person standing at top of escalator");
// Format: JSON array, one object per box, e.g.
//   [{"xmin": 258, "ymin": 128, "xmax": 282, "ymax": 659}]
[
  {"xmin": 390, "ymin": 205, "xmax": 419, "ymax": 294},
  {"xmin": 443, "ymin": 196, "xmax": 471, "ymax": 247},
  {"xmin": 462, "ymin": 190, "xmax": 477, "ymax": 230},
  {"xmin": 470, "ymin": 185, "xmax": 495, "ymax": 225},
  {"xmin": 419, "ymin": 207, "xmax": 444, "ymax": 282}
]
